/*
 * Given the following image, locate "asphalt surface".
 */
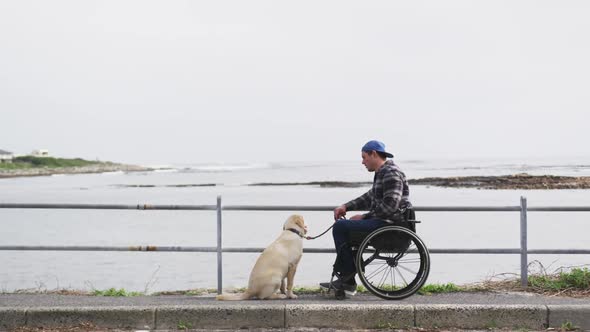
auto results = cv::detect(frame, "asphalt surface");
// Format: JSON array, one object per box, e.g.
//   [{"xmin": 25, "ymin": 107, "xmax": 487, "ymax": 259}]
[{"xmin": 1, "ymin": 291, "xmax": 589, "ymax": 308}]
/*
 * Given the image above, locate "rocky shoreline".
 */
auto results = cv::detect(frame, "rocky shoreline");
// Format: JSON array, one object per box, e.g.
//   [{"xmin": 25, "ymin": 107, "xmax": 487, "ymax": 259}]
[
  {"xmin": 3, "ymin": 168, "xmax": 590, "ymax": 189},
  {"xmin": 408, "ymin": 173, "xmax": 590, "ymax": 190},
  {"xmin": 249, "ymin": 174, "xmax": 590, "ymax": 190},
  {"xmin": 0, "ymin": 163, "xmax": 152, "ymax": 179}
]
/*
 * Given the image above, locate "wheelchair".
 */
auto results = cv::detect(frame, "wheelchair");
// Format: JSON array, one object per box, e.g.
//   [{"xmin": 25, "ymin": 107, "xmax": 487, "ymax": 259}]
[{"xmin": 327, "ymin": 208, "xmax": 431, "ymax": 300}]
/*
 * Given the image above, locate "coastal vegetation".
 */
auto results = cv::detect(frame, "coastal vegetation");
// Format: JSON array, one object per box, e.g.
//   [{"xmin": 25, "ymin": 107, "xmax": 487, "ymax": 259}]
[
  {"xmin": 0, "ymin": 156, "xmax": 150, "ymax": 178},
  {"xmin": 0, "ymin": 156, "xmax": 101, "ymax": 170}
]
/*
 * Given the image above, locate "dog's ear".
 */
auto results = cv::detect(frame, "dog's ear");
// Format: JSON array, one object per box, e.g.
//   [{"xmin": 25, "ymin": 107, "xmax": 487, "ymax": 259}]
[{"xmin": 294, "ymin": 215, "xmax": 305, "ymax": 228}]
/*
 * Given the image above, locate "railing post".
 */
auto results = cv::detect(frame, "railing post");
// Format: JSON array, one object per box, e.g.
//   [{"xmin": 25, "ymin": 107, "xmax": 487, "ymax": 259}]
[
  {"xmin": 216, "ymin": 195, "xmax": 223, "ymax": 294},
  {"xmin": 520, "ymin": 196, "xmax": 528, "ymax": 287}
]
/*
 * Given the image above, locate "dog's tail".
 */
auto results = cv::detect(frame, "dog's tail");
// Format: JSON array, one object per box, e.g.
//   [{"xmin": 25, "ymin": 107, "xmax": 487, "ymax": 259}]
[{"xmin": 216, "ymin": 291, "xmax": 252, "ymax": 301}]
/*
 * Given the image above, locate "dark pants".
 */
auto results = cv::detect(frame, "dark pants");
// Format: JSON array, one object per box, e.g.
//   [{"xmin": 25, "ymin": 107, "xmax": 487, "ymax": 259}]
[{"xmin": 332, "ymin": 218, "xmax": 389, "ymax": 275}]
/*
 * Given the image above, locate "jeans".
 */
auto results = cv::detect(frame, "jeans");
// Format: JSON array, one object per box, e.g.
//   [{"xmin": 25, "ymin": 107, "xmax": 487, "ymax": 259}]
[{"xmin": 332, "ymin": 218, "xmax": 389, "ymax": 275}]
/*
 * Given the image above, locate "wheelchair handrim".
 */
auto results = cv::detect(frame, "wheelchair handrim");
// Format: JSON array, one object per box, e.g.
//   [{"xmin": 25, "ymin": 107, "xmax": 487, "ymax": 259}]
[{"xmin": 356, "ymin": 225, "xmax": 430, "ymax": 299}]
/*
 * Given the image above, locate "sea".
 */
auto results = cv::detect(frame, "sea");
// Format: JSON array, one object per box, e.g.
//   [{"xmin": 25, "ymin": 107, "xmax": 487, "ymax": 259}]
[{"xmin": 1, "ymin": 157, "xmax": 590, "ymax": 293}]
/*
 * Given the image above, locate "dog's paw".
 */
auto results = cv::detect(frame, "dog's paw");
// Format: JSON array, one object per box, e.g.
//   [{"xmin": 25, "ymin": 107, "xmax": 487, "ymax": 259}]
[{"xmin": 287, "ymin": 292, "xmax": 298, "ymax": 299}]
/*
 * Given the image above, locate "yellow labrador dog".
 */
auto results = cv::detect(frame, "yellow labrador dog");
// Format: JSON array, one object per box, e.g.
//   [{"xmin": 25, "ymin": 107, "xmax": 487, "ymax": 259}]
[{"xmin": 216, "ymin": 214, "xmax": 307, "ymax": 300}]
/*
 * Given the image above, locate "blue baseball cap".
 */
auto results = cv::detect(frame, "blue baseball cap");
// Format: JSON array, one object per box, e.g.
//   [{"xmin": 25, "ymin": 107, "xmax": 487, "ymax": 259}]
[{"xmin": 362, "ymin": 140, "xmax": 393, "ymax": 158}]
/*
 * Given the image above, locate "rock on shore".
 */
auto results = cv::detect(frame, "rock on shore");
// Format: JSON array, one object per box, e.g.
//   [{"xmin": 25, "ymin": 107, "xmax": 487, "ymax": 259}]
[
  {"xmin": 408, "ymin": 173, "xmax": 590, "ymax": 190},
  {"xmin": 248, "ymin": 174, "xmax": 590, "ymax": 190}
]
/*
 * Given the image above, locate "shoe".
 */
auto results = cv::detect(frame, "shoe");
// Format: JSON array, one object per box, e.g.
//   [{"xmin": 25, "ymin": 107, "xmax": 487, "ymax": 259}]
[{"xmin": 319, "ymin": 278, "xmax": 357, "ymax": 296}]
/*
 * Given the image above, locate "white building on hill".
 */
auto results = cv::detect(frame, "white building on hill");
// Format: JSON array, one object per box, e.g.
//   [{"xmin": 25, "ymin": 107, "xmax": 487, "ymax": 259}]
[
  {"xmin": 0, "ymin": 149, "xmax": 14, "ymax": 163},
  {"xmin": 31, "ymin": 149, "xmax": 50, "ymax": 157}
]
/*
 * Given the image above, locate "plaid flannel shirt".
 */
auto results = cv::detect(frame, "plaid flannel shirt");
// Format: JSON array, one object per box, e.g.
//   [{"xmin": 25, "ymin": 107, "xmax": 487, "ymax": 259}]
[{"xmin": 344, "ymin": 160, "xmax": 411, "ymax": 221}]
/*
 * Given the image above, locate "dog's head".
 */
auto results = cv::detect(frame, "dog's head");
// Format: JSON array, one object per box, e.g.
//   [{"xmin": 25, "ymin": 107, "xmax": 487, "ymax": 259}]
[{"xmin": 283, "ymin": 214, "xmax": 307, "ymax": 235}]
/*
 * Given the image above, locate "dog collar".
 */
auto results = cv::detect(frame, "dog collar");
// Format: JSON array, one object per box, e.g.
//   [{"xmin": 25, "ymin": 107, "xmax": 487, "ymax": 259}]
[{"xmin": 287, "ymin": 228, "xmax": 304, "ymax": 238}]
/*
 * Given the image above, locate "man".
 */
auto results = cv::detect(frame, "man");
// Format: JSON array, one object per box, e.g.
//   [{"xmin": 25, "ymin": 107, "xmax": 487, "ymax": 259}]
[{"xmin": 319, "ymin": 140, "xmax": 412, "ymax": 295}]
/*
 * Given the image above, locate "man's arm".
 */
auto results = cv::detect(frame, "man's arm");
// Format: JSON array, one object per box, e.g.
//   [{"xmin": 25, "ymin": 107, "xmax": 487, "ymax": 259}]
[
  {"xmin": 333, "ymin": 190, "xmax": 373, "ymax": 220},
  {"xmin": 344, "ymin": 190, "xmax": 373, "ymax": 212},
  {"xmin": 364, "ymin": 171, "xmax": 403, "ymax": 220}
]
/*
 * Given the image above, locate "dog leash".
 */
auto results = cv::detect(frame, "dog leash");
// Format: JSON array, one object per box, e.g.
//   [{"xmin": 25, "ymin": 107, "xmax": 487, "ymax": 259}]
[{"xmin": 305, "ymin": 220, "xmax": 339, "ymax": 240}]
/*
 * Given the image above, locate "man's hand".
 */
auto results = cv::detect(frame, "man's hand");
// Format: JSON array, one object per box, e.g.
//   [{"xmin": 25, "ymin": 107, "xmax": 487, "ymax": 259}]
[
  {"xmin": 333, "ymin": 205, "xmax": 347, "ymax": 220},
  {"xmin": 349, "ymin": 214, "xmax": 364, "ymax": 221}
]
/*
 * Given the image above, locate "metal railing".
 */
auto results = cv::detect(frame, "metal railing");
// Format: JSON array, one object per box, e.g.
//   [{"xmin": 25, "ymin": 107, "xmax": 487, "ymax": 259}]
[{"xmin": 1, "ymin": 196, "xmax": 590, "ymax": 293}]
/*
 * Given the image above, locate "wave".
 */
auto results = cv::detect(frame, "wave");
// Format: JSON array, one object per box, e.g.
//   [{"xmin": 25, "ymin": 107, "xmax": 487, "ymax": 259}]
[
  {"xmin": 175, "ymin": 162, "xmax": 275, "ymax": 173},
  {"xmin": 114, "ymin": 183, "xmax": 218, "ymax": 188},
  {"xmin": 248, "ymin": 181, "xmax": 371, "ymax": 188},
  {"xmin": 413, "ymin": 161, "xmax": 590, "ymax": 175},
  {"xmin": 152, "ymin": 168, "xmax": 178, "ymax": 173},
  {"xmin": 100, "ymin": 171, "xmax": 125, "ymax": 175}
]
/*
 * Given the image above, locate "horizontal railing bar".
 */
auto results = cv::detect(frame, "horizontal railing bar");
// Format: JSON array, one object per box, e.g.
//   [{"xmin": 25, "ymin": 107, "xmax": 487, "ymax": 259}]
[
  {"xmin": 0, "ymin": 203, "xmax": 217, "ymax": 210},
  {"xmin": 222, "ymin": 205, "xmax": 336, "ymax": 211},
  {"xmin": 223, "ymin": 206, "xmax": 524, "ymax": 212},
  {"xmin": 1, "ymin": 246, "xmax": 588, "ymax": 254},
  {"xmin": 527, "ymin": 207, "xmax": 590, "ymax": 211},
  {"xmin": 528, "ymin": 249, "xmax": 590, "ymax": 254},
  {"xmin": 0, "ymin": 204, "xmax": 524, "ymax": 212},
  {"xmin": 0, "ymin": 246, "xmax": 219, "ymax": 252},
  {"xmin": 1, "ymin": 203, "xmax": 590, "ymax": 212},
  {"xmin": 430, "ymin": 248, "xmax": 520, "ymax": 254},
  {"xmin": 415, "ymin": 206, "xmax": 521, "ymax": 212}
]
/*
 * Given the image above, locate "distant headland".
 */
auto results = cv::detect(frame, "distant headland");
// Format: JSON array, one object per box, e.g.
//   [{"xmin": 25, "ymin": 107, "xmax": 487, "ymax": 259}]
[{"xmin": 0, "ymin": 155, "xmax": 151, "ymax": 178}]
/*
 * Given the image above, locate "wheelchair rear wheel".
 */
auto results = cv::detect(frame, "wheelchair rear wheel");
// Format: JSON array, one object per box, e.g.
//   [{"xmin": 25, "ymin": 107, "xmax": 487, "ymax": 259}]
[{"xmin": 355, "ymin": 225, "xmax": 430, "ymax": 300}]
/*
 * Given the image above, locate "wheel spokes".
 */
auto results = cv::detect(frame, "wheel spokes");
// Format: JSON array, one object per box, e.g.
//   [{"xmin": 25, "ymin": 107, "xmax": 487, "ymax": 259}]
[
  {"xmin": 356, "ymin": 226, "xmax": 430, "ymax": 299},
  {"xmin": 395, "ymin": 266, "xmax": 409, "ymax": 287},
  {"xmin": 361, "ymin": 241, "xmax": 421, "ymax": 292}
]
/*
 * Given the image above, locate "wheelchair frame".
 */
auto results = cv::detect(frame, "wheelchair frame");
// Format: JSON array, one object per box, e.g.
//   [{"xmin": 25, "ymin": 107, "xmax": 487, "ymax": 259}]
[{"xmin": 327, "ymin": 212, "xmax": 431, "ymax": 300}]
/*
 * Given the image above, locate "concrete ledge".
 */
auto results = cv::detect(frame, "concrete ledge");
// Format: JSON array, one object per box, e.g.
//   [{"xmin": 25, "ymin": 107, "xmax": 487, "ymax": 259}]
[
  {"xmin": 415, "ymin": 304, "xmax": 547, "ymax": 329},
  {"xmin": 26, "ymin": 306, "xmax": 155, "ymax": 329},
  {"xmin": 548, "ymin": 305, "xmax": 590, "ymax": 330},
  {"xmin": 3, "ymin": 304, "xmax": 584, "ymax": 330},
  {"xmin": 286, "ymin": 304, "xmax": 414, "ymax": 329},
  {"xmin": 0, "ymin": 308, "xmax": 27, "ymax": 330},
  {"xmin": 155, "ymin": 304, "xmax": 284, "ymax": 329}
]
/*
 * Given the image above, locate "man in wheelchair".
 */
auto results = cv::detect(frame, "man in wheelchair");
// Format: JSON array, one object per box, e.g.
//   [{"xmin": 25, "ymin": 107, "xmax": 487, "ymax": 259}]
[{"xmin": 319, "ymin": 140, "xmax": 412, "ymax": 296}]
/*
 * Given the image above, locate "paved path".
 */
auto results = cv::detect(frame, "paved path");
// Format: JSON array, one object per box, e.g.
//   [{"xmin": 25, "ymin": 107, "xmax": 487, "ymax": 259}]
[{"xmin": 1, "ymin": 292, "xmax": 589, "ymax": 331}]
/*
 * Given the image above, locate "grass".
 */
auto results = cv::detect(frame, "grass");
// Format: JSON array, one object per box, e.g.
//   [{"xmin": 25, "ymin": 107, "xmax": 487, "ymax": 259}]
[
  {"xmin": 92, "ymin": 288, "xmax": 143, "ymax": 297},
  {"xmin": 177, "ymin": 321, "xmax": 193, "ymax": 330},
  {"xmin": 528, "ymin": 267, "xmax": 590, "ymax": 291},
  {"xmin": 6, "ymin": 267, "xmax": 589, "ymax": 297},
  {"xmin": 286, "ymin": 283, "xmax": 469, "ymax": 295},
  {"xmin": 7, "ymin": 280, "xmax": 513, "ymax": 297},
  {"xmin": 561, "ymin": 321, "xmax": 579, "ymax": 331},
  {"xmin": 417, "ymin": 283, "xmax": 463, "ymax": 295},
  {"xmin": 0, "ymin": 156, "xmax": 104, "ymax": 170},
  {"xmin": 469, "ymin": 264, "xmax": 590, "ymax": 297}
]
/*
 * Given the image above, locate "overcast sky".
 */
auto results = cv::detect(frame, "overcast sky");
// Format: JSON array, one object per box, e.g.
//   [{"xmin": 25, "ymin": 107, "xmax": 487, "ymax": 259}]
[{"xmin": 1, "ymin": 1, "xmax": 589, "ymax": 165}]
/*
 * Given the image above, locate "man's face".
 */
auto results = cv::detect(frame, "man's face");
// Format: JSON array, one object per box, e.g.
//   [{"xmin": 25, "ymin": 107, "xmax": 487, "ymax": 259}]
[{"xmin": 361, "ymin": 151, "xmax": 379, "ymax": 172}]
